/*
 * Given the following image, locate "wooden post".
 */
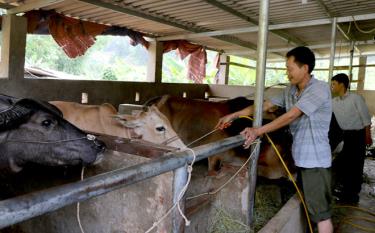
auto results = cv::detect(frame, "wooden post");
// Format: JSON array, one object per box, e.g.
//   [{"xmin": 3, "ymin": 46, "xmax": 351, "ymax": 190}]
[
  {"xmin": 215, "ymin": 54, "xmax": 230, "ymax": 84},
  {"xmin": 357, "ymin": 56, "xmax": 367, "ymax": 91},
  {"xmin": 147, "ymin": 40, "xmax": 164, "ymax": 83},
  {"xmin": 0, "ymin": 15, "xmax": 27, "ymax": 79}
]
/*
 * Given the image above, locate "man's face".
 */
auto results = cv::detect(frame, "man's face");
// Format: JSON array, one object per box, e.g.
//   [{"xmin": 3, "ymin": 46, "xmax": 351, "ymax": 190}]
[
  {"xmin": 331, "ymin": 80, "xmax": 343, "ymax": 95},
  {"xmin": 286, "ymin": 56, "xmax": 308, "ymax": 85}
]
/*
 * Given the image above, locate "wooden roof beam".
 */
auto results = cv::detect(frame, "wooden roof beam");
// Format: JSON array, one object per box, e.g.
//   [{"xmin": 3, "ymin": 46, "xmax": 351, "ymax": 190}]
[
  {"xmin": 203, "ymin": 0, "xmax": 306, "ymax": 46},
  {"xmin": 315, "ymin": 0, "xmax": 361, "ymax": 54},
  {"xmin": 225, "ymin": 40, "xmax": 375, "ymax": 55},
  {"xmin": 7, "ymin": 0, "xmax": 64, "ymax": 14},
  {"xmin": 76, "ymin": 0, "xmax": 259, "ymax": 52},
  {"xmin": 0, "ymin": 2, "xmax": 14, "ymax": 9},
  {"xmin": 156, "ymin": 12, "xmax": 375, "ymax": 40}
]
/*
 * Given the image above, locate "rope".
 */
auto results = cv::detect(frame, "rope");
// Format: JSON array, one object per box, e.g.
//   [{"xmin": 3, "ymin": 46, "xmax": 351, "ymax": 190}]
[
  {"xmin": 77, "ymin": 166, "xmax": 86, "ymax": 233},
  {"xmin": 334, "ymin": 205, "xmax": 375, "ymax": 233},
  {"xmin": 339, "ymin": 216, "xmax": 375, "ymax": 232},
  {"xmin": 186, "ymin": 140, "xmax": 261, "ymax": 200},
  {"xmin": 346, "ymin": 21, "xmax": 352, "ymax": 35},
  {"xmin": 144, "ymin": 147, "xmax": 197, "ymax": 233},
  {"xmin": 186, "ymin": 128, "xmax": 220, "ymax": 147},
  {"xmin": 334, "ymin": 205, "xmax": 375, "ymax": 217},
  {"xmin": 352, "ymin": 16, "xmax": 375, "ymax": 34},
  {"xmin": 3, "ymin": 134, "xmax": 97, "ymax": 144},
  {"xmin": 161, "ymin": 135, "xmax": 180, "ymax": 145}
]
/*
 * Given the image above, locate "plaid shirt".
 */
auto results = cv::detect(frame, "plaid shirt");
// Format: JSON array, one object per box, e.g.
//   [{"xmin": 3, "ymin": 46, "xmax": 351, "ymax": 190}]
[
  {"xmin": 333, "ymin": 92, "xmax": 371, "ymax": 130},
  {"xmin": 270, "ymin": 76, "xmax": 332, "ymax": 168}
]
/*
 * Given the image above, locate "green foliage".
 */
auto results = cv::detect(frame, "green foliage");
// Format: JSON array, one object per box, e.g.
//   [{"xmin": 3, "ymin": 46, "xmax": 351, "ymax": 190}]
[
  {"xmin": 228, "ymin": 65, "xmax": 256, "ymax": 85},
  {"xmin": 102, "ymin": 68, "xmax": 117, "ymax": 81},
  {"xmin": 25, "ymin": 35, "xmax": 148, "ymax": 81}
]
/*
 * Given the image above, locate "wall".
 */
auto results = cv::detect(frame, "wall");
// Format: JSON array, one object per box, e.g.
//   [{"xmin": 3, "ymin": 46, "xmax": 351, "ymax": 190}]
[
  {"xmin": 209, "ymin": 84, "xmax": 284, "ymax": 100},
  {"xmin": 0, "ymin": 77, "xmax": 209, "ymax": 109},
  {"xmin": 359, "ymin": 90, "xmax": 375, "ymax": 115}
]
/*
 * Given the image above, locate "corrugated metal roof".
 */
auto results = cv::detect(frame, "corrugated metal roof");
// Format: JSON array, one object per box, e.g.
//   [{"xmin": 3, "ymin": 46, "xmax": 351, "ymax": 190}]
[{"xmin": 3, "ymin": 0, "xmax": 375, "ymax": 59}]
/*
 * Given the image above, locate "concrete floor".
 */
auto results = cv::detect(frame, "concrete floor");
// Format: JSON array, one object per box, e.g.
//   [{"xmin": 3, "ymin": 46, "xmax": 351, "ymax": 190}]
[{"xmin": 333, "ymin": 158, "xmax": 375, "ymax": 233}]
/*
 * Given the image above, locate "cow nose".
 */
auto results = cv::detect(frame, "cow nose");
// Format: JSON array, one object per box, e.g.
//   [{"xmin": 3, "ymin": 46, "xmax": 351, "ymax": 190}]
[
  {"xmin": 94, "ymin": 139, "xmax": 106, "ymax": 153},
  {"xmin": 86, "ymin": 134, "xmax": 106, "ymax": 152}
]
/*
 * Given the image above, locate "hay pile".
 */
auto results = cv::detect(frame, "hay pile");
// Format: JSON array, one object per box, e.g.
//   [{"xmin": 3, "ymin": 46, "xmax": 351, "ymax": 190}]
[
  {"xmin": 207, "ymin": 185, "xmax": 286, "ymax": 233},
  {"xmin": 208, "ymin": 207, "xmax": 253, "ymax": 233}
]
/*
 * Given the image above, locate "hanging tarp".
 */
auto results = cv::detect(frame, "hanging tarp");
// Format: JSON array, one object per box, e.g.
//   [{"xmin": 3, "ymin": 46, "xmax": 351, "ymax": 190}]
[
  {"xmin": 163, "ymin": 40, "xmax": 207, "ymax": 83},
  {"xmin": 13, "ymin": 10, "xmax": 149, "ymax": 58}
]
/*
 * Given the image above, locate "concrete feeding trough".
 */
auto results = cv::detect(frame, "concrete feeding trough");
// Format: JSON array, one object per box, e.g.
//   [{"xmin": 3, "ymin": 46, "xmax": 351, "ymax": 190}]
[
  {"xmin": 258, "ymin": 195, "xmax": 305, "ymax": 233},
  {"xmin": 184, "ymin": 162, "xmax": 305, "ymax": 233}
]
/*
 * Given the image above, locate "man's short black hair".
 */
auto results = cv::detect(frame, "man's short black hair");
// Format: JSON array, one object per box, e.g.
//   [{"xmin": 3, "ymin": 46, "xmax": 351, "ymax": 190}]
[
  {"xmin": 332, "ymin": 73, "xmax": 349, "ymax": 89},
  {"xmin": 286, "ymin": 46, "xmax": 315, "ymax": 74}
]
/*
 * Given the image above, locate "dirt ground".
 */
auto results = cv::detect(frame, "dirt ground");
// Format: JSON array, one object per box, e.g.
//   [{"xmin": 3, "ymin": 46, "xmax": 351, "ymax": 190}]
[{"xmin": 332, "ymin": 158, "xmax": 375, "ymax": 233}]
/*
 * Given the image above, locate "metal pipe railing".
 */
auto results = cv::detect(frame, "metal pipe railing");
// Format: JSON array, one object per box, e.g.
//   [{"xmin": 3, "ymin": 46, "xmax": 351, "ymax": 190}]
[
  {"xmin": 248, "ymin": 0, "xmax": 269, "ymax": 227},
  {"xmin": 172, "ymin": 165, "xmax": 188, "ymax": 233},
  {"xmin": 0, "ymin": 135, "xmax": 245, "ymax": 229}
]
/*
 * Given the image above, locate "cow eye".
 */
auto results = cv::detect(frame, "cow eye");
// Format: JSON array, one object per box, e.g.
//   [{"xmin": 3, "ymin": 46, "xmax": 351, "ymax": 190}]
[
  {"xmin": 41, "ymin": 119, "xmax": 53, "ymax": 128},
  {"xmin": 156, "ymin": 126, "xmax": 166, "ymax": 132}
]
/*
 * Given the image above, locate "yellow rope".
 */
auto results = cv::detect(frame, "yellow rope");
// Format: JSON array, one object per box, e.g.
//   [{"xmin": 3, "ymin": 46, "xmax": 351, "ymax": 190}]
[
  {"xmin": 238, "ymin": 115, "xmax": 314, "ymax": 233},
  {"xmin": 334, "ymin": 206, "xmax": 375, "ymax": 232},
  {"xmin": 334, "ymin": 205, "xmax": 375, "ymax": 217},
  {"xmin": 338, "ymin": 216, "xmax": 375, "ymax": 232}
]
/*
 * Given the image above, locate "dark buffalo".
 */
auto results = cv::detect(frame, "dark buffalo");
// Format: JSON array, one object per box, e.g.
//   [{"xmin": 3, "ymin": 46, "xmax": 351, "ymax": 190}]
[{"xmin": 0, "ymin": 94, "xmax": 105, "ymax": 172}]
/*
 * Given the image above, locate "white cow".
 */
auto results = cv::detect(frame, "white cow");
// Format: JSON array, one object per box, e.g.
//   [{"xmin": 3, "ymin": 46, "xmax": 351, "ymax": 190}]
[{"xmin": 50, "ymin": 101, "xmax": 185, "ymax": 149}]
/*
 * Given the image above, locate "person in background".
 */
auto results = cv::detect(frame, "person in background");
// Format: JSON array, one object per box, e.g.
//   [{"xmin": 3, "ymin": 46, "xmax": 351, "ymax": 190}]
[
  {"xmin": 216, "ymin": 46, "xmax": 333, "ymax": 233},
  {"xmin": 331, "ymin": 73, "xmax": 372, "ymax": 204}
]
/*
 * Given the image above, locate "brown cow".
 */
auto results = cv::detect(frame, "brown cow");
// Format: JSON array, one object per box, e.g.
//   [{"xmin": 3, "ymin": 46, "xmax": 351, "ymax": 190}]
[
  {"xmin": 50, "ymin": 101, "xmax": 185, "ymax": 149},
  {"xmin": 154, "ymin": 95, "xmax": 294, "ymax": 179}
]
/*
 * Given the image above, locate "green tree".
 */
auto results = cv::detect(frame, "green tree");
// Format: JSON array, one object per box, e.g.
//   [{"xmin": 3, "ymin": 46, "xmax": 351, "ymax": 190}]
[{"xmin": 102, "ymin": 68, "xmax": 117, "ymax": 81}]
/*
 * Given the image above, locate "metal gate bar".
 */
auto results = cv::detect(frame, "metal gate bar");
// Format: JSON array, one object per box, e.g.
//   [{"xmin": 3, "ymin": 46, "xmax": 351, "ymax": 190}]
[{"xmin": 0, "ymin": 135, "xmax": 244, "ymax": 229}]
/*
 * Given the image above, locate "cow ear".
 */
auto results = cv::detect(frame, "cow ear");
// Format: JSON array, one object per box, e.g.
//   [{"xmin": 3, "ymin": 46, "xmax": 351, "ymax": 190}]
[
  {"xmin": 9, "ymin": 157, "xmax": 23, "ymax": 173},
  {"xmin": 142, "ymin": 106, "xmax": 149, "ymax": 112},
  {"xmin": 155, "ymin": 95, "xmax": 170, "ymax": 109}
]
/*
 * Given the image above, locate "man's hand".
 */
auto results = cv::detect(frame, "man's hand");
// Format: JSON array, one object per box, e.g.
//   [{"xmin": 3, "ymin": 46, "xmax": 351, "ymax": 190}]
[
  {"xmin": 215, "ymin": 113, "xmax": 237, "ymax": 130},
  {"xmin": 240, "ymin": 127, "xmax": 260, "ymax": 149},
  {"xmin": 365, "ymin": 125, "xmax": 373, "ymax": 146}
]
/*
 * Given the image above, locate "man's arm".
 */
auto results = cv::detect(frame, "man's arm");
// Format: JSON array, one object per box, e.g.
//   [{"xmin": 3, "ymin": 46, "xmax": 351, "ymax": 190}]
[
  {"xmin": 365, "ymin": 125, "xmax": 373, "ymax": 145},
  {"xmin": 216, "ymin": 100, "xmax": 275, "ymax": 129},
  {"xmin": 242, "ymin": 106, "xmax": 303, "ymax": 148}
]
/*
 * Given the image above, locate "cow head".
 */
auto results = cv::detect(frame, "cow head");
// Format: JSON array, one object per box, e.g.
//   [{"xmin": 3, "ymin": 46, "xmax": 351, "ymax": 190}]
[
  {"xmin": 114, "ymin": 106, "xmax": 185, "ymax": 149},
  {"xmin": 0, "ymin": 95, "xmax": 105, "ymax": 172}
]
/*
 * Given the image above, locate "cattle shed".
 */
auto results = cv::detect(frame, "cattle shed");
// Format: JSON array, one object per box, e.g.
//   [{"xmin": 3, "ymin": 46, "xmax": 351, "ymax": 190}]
[
  {"xmin": 1, "ymin": 0, "xmax": 375, "ymax": 111},
  {"xmin": 0, "ymin": 0, "xmax": 375, "ymax": 233}
]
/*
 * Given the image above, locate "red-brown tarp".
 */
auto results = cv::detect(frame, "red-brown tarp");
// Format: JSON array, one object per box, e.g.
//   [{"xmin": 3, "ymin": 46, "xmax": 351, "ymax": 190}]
[
  {"xmin": 23, "ymin": 10, "xmax": 149, "ymax": 58},
  {"xmin": 164, "ymin": 40, "xmax": 207, "ymax": 83}
]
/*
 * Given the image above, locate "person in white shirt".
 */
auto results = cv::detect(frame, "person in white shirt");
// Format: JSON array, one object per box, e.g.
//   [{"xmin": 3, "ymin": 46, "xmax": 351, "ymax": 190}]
[{"xmin": 331, "ymin": 73, "xmax": 372, "ymax": 203}]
